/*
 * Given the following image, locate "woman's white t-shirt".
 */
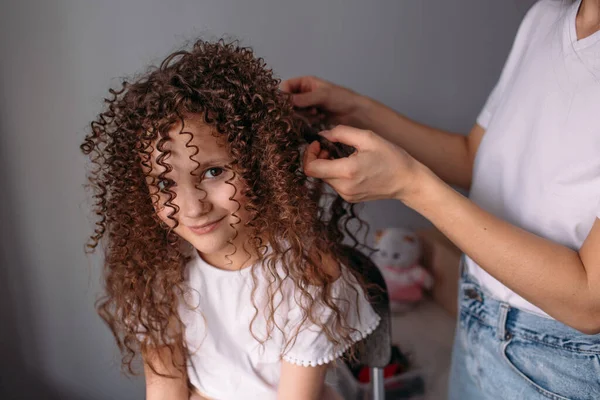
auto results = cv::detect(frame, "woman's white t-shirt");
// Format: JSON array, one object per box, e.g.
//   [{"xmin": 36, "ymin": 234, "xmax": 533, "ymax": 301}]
[
  {"xmin": 178, "ymin": 249, "xmax": 380, "ymax": 399},
  {"xmin": 466, "ymin": 0, "xmax": 600, "ymax": 317}
]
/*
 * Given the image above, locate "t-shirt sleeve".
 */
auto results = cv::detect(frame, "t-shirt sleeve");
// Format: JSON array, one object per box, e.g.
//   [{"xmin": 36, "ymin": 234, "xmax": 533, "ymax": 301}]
[
  {"xmin": 281, "ymin": 267, "xmax": 381, "ymax": 367},
  {"xmin": 477, "ymin": 2, "xmax": 541, "ymax": 129}
]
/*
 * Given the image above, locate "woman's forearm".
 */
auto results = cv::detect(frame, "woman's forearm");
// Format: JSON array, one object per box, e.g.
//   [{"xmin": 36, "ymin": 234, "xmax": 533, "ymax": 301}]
[
  {"xmin": 402, "ymin": 166, "xmax": 600, "ymax": 333},
  {"xmin": 353, "ymin": 98, "xmax": 473, "ymax": 189}
]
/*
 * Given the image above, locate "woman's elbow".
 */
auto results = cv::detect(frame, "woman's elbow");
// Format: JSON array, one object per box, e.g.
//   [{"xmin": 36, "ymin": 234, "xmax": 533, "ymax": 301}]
[
  {"xmin": 566, "ymin": 304, "xmax": 600, "ymax": 335},
  {"xmin": 573, "ymin": 322, "xmax": 600, "ymax": 336}
]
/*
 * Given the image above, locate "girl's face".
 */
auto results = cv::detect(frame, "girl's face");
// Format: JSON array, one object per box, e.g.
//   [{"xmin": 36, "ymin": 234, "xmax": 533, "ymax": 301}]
[{"xmin": 146, "ymin": 114, "xmax": 252, "ymax": 268}]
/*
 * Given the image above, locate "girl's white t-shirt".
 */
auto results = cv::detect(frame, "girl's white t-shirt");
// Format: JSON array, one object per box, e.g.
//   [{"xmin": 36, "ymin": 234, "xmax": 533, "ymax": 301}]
[
  {"xmin": 466, "ymin": 0, "xmax": 600, "ymax": 317},
  {"xmin": 178, "ymin": 249, "xmax": 380, "ymax": 399}
]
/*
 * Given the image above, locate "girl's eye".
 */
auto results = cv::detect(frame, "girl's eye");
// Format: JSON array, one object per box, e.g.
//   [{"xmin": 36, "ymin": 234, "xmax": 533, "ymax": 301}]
[
  {"xmin": 393, "ymin": 253, "xmax": 400, "ymax": 260},
  {"xmin": 204, "ymin": 167, "xmax": 224, "ymax": 179},
  {"xmin": 157, "ymin": 180, "xmax": 167, "ymax": 191}
]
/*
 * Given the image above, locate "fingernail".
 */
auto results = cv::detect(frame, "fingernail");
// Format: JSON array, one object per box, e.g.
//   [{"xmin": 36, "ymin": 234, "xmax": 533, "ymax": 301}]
[{"xmin": 319, "ymin": 130, "xmax": 330, "ymax": 137}]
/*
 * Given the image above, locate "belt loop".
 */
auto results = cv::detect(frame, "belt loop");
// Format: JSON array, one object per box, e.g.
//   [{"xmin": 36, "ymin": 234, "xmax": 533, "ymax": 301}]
[
  {"xmin": 459, "ymin": 255, "xmax": 467, "ymax": 278},
  {"xmin": 497, "ymin": 303, "xmax": 511, "ymax": 341}
]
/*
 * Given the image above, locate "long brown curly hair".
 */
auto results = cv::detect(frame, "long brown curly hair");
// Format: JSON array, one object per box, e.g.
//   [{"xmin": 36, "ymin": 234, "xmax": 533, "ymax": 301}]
[{"xmin": 81, "ymin": 39, "xmax": 373, "ymax": 379}]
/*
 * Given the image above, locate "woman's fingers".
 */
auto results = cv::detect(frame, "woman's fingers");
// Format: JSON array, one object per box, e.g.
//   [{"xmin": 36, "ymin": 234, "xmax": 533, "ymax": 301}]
[
  {"xmin": 319, "ymin": 125, "xmax": 374, "ymax": 151},
  {"xmin": 317, "ymin": 148, "xmax": 330, "ymax": 160},
  {"xmin": 304, "ymin": 156, "xmax": 354, "ymax": 180},
  {"xmin": 303, "ymin": 141, "xmax": 321, "ymax": 170}
]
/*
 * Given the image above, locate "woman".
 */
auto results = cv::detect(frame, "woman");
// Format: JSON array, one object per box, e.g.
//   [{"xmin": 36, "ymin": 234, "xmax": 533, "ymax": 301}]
[{"xmin": 283, "ymin": 0, "xmax": 600, "ymax": 398}]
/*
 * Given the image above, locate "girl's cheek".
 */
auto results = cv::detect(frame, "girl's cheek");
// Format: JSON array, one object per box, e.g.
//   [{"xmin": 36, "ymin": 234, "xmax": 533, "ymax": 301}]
[
  {"xmin": 209, "ymin": 180, "xmax": 251, "ymax": 219},
  {"xmin": 206, "ymin": 179, "xmax": 242, "ymax": 202},
  {"xmin": 157, "ymin": 209, "xmax": 176, "ymax": 228},
  {"xmin": 154, "ymin": 196, "xmax": 180, "ymax": 228}
]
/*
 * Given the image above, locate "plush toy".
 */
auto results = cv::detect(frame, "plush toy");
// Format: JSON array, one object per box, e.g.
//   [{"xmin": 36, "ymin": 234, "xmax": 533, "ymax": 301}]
[{"xmin": 373, "ymin": 228, "xmax": 434, "ymax": 311}]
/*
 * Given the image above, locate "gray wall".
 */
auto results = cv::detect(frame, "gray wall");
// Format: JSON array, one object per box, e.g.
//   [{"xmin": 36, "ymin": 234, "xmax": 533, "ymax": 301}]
[{"xmin": 0, "ymin": 1, "xmax": 535, "ymax": 399}]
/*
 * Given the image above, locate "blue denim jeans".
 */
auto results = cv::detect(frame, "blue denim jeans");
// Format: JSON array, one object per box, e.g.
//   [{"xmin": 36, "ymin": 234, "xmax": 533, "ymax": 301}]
[{"xmin": 448, "ymin": 264, "xmax": 600, "ymax": 400}]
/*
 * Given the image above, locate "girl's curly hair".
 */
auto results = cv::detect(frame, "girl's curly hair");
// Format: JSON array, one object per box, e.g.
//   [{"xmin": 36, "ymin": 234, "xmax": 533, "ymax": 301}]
[{"xmin": 81, "ymin": 39, "xmax": 374, "ymax": 378}]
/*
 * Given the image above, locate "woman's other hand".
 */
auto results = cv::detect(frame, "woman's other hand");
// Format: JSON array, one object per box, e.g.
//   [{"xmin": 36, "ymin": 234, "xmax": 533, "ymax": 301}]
[{"xmin": 280, "ymin": 76, "xmax": 371, "ymax": 128}]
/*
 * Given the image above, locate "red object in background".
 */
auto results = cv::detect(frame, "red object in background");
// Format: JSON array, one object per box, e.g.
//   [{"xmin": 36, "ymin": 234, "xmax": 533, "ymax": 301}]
[
  {"xmin": 347, "ymin": 345, "xmax": 411, "ymax": 383},
  {"xmin": 357, "ymin": 364, "xmax": 401, "ymax": 383}
]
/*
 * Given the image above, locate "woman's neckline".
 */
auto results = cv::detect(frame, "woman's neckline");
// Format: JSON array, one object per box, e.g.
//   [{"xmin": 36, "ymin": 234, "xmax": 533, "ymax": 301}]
[{"xmin": 568, "ymin": 0, "xmax": 600, "ymax": 49}]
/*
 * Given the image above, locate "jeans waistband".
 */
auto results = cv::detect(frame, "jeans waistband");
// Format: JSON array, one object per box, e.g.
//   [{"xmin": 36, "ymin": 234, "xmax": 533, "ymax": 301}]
[{"xmin": 458, "ymin": 256, "xmax": 600, "ymax": 353}]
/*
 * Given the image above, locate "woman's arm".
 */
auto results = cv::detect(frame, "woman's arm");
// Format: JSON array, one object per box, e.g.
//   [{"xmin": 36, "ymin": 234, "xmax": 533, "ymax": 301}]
[
  {"xmin": 281, "ymin": 76, "xmax": 482, "ymax": 190},
  {"xmin": 404, "ymin": 169, "xmax": 600, "ymax": 334},
  {"xmin": 352, "ymin": 97, "xmax": 483, "ymax": 190},
  {"xmin": 303, "ymin": 126, "xmax": 600, "ymax": 334},
  {"xmin": 277, "ymin": 361, "xmax": 329, "ymax": 400},
  {"xmin": 144, "ymin": 345, "xmax": 189, "ymax": 400}
]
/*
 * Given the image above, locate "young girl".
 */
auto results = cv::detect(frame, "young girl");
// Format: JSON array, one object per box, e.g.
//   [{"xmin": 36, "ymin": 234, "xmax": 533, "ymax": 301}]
[
  {"xmin": 81, "ymin": 40, "xmax": 380, "ymax": 400},
  {"xmin": 285, "ymin": 0, "xmax": 600, "ymax": 399}
]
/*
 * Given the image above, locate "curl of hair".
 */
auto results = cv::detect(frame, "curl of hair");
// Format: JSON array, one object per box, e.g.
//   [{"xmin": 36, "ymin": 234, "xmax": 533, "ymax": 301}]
[{"xmin": 81, "ymin": 39, "xmax": 376, "ymax": 378}]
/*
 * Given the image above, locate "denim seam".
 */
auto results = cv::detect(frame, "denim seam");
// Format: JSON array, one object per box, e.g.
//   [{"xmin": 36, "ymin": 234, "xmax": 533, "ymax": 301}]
[
  {"xmin": 459, "ymin": 309, "xmax": 495, "ymax": 330},
  {"xmin": 512, "ymin": 332, "xmax": 600, "ymax": 355},
  {"xmin": 461, "ymin": 306, "xmax": 600, "ymax": 354}
]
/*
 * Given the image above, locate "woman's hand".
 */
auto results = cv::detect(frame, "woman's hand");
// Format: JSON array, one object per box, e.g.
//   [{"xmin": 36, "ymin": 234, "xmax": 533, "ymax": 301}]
[
  {"xmin": 283, "ymin": 77, "xmax": 480, "ymax": 191},
  {"xmin": 280, "ymin": 76, "xmax": 371, "ymax": 128},
  {"xmin": 303, "ymin": 125, "xmax": 428, "ymax": 203}
]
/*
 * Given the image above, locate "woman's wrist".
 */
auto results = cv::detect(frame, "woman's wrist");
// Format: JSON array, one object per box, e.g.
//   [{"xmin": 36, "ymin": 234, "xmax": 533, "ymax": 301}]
[
  {"xmin": 348, "ymin": 95, "xmax": 380, "ymax": 129},
  {"xmin": 395, "ymin": 161, "xmax": 448, "ymax": 213},
  {"xmin": 351, "ymin": 97, "xmax": 411, "ymax": 148}
]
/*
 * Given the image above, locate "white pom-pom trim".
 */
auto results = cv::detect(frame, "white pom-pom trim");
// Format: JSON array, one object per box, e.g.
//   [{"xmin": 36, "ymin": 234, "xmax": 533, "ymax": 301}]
[{"xmin": 282, "ymin": 314, "xmax": 381, "ymax": 367}]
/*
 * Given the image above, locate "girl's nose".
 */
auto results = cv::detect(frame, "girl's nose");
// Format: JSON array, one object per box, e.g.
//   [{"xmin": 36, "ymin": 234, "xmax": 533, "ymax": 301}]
[{"xmin": 179, "ymin": 187, "xmax": 212, "ymax": 219}]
